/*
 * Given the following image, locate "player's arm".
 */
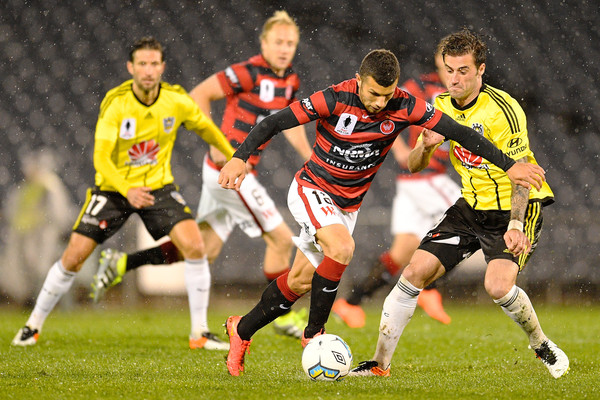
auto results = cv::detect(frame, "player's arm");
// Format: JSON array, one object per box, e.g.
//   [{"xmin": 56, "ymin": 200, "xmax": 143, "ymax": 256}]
[
  {"xmin": 407, "ymin": 129, "xmax": 444, "ymax": 172},
  {"xmin": 219, "ymin": 107, "xmax": 301, "ymax": 190},
  {"xmin": 504, "ymin": 157, "xmax": 532, "ymax": 256},
  {"xmin": 282, "ymin": 124, "xmax": 312, "ymax": 162},
  {"xmin": 188, "ymin": 74, "xmax": 232, "ymax": 166},
  {"xmin": 189, "ymin": 74, "xmax": 225, "ymax": 117},
  {"xmin": 432, "ymin": 113, "xmax": 545, "ymax": 190}
]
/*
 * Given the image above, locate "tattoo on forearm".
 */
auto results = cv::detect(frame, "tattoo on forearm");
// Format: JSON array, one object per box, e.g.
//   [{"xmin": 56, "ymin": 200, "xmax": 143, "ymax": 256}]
[{"xmin": 510, "ymin": 158, "xmax": 531, "ymax": 221}]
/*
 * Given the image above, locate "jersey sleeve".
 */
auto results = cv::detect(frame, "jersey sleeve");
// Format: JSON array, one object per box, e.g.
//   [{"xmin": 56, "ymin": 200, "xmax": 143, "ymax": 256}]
[
  {"xmin": 93, "ymin": 101, "xmax": 133, "ymax": 197},
  {"xmin": 492, "ymin": 99, "xmax": 531, "ymax": 160},
  {"xmin": 215, "ymin": 62, "xmax": 254, "ymax": 96},
  {"xmin": 289, "ymin": 87, "xmax": 336, "ymax": 124},
  {"xmin": 407, "ymin": 94, "xmax": 443, "ymax": 129}
]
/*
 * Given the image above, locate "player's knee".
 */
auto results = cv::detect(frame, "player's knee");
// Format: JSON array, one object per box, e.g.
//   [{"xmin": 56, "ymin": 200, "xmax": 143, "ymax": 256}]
[
  {"xmin": 401, "ymin": 263, "xmax": 431, "ymax": 288},
  {"xmin": 484, "ymin": 278, "xmax": 512, "ymax": 300},
  {"xmin": 325, "ymin": 240, "xmax": 355, "ymax": 265},
  {"xmin": 177, "ymin": 239, "xmax": 206, "ymax": 260}
]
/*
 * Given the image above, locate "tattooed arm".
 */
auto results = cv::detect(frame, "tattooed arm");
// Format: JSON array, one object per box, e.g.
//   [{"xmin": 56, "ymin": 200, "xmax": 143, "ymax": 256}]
[{"xmin": 504, "ymin": 157, "xmax": 532, "ymax": 256}]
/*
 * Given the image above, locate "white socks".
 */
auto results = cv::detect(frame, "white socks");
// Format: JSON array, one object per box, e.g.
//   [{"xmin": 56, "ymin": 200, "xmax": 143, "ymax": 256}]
[
  {"xmin": 27, "ymin": 261, "xmax": 76, "ymax": 331},
  {"xmin": 494, "ymin": 285, "xmax": 546, "ymax": 349},
  {"xmin": 373, "ymin": 275, "xmax": 422, "ymax": 368},
  {"xmin": 184, "ymin": 257, "xmax": 211, "ymax": 338}
]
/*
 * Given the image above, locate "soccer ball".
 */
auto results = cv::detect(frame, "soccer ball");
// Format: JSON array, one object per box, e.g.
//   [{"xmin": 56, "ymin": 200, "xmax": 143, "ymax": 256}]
[{"xmin": 302, "ymin": 334, "xmax": 353, "ymax": 381}]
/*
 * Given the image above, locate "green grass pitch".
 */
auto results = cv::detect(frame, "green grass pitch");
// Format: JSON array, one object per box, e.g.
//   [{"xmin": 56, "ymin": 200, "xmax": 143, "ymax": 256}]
[{"xmin": 1, "ymin": 302, "xmax": 598, "ymax": 399}]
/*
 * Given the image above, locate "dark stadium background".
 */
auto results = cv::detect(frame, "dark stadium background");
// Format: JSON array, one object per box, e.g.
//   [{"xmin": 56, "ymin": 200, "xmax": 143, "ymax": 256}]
[{"xmin": 0, "ymin": 0, "xmax": 598, "ymax": 303}]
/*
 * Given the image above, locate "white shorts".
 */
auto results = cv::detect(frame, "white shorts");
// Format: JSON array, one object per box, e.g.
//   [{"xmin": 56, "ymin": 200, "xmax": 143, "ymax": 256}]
[
  {"xmin": 391, "ymin": 174, "xmax": 461, "ymax": 238},
  {"xmin": 287, "ymin": 178, "xmax": 358, "ymax": 268},
  {"xmin": 196, "ymin": 156, "xmax": 283, "ymax": 241}
]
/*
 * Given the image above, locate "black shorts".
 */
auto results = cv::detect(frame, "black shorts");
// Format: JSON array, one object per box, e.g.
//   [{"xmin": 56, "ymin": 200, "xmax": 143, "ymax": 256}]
[
  {"xmin": 418, "ymin": 198, "xmax": 544, "ymax": 272},
  {"xmin": 73, "ymin": 184, "xmax": 194, "ymax": 244}
]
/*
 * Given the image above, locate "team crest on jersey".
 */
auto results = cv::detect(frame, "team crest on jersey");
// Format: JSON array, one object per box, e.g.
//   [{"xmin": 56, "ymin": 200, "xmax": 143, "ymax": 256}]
[
  {"xmin": 380, "ymin": 120, "xmax": 395, "ymax": 135},
  {"xmin": 163, "ymin": 117, "xmax": 176, "ymax": 133},
  {"xmin": 285, "ymin": 85, "xmax": 293, "ymax": 100},
  {"xmin": 335, "ymin": 113, "xmax": 358, "ymax": 135},
  {"xmin": 120, "ymin": 118, "xmax": 136, "ymax": 139},
  {"xmin": 127, "ymin": 139, "xmax": 160, "ymax": 167}
]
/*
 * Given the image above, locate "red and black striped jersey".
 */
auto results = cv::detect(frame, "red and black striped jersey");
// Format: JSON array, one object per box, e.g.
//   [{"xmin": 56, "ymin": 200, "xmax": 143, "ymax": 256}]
[
  {"xmin": 290, "ymin": 78, "xmax": 442, "ymax": 211},
  {"xmin": 216, "ymin": 54, "xmax": 300, "ymax": 166},
  {"xmin": 398, "ymin": 72, "xmax": 450, "ymax": 178}
]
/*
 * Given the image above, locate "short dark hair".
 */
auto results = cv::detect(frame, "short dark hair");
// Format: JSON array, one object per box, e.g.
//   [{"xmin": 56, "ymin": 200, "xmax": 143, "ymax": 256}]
[
  {"xmin": 439, "ymin": 28, "xmax": 487, "ymax": 68},
  {"xmin": 359, "ymin": 49, "xmax": 400, "ymax": 87},
  {"xmin": 129, "ymin": 37, "xmax": 164, "ymax": 62}
]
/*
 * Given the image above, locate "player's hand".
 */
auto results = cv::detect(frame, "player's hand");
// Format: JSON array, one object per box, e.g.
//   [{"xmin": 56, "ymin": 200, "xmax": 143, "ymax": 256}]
[
  {"xmin": 504, "ymin": 228, "xmax": 531, "ymax": 257},
  {"xmin": 127, "ymin": 186, "xmax": 155, "ymax": 209},
  {"xmin": 209, "ymin": 146, "xmax": 228, "ymax": 167},
  {"xmin": 218, "ymin": 157, "xmax": 247, "ymax": 191},
  {"xmin": 506, "ymin": 163, "xmax": 545, "ymax": 190},
  {"xmin": 421, "ymin": 129, "xmax": 444, "ymax": 150}
]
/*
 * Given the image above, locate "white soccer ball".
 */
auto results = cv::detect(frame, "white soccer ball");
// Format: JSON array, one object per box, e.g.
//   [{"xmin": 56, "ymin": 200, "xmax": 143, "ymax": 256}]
[{"xmin": 302, "ymin": 334, "xmax": 353, "ymax": 381}]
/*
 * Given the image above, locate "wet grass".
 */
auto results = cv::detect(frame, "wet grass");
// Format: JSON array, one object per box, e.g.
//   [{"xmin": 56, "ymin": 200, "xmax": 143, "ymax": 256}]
[{"xmin": 1, "ymin": 302, "xmax": 598, "ymax": 399}]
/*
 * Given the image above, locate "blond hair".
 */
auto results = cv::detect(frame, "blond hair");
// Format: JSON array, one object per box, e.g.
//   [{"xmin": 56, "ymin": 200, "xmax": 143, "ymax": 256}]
[{"xmin": 260, "ymin": 10, "xmax": 299, "ymax": 41}]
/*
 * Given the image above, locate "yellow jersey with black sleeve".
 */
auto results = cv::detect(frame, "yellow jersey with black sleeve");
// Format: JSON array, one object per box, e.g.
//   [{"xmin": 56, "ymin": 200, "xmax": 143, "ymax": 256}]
[
  {"xmin": 93, "ymin": 80, "xmax": 235, "ymax": 197},
  {"xmin": 434, "ymin": 84, "xmax": 553, "ymax": 210}
]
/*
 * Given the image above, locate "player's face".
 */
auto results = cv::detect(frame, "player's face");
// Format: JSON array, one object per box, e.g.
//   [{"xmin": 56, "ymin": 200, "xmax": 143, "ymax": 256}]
[
  {"xmin": 261, "ymin": 23, "xmax": 299, "ymax": 76},
  {"xmin": 127, "ymin": 49, "xmax": 165, "ymax": 93},
  {"xmin": 444, "ymin": 53, "xmax": 485, "ymax": 106},
  {"xmin": 356, "ymin": 74, "xmax": 398, "ymax": 114}
]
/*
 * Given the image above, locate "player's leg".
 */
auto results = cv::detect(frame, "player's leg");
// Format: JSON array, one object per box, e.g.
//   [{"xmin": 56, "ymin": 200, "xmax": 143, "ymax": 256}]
[
  {"xmin": 262, "ymin": 222, "xmax": 308, "ymax": 338},
  {"xmin": 226, "ymin": 249, "xmax": 313, "ymax": 376},
  {"xmin": 349, "ymin": 249, "xmax": 446, "ymax": 377},
  {"xmin": 13, "ymin": 188, "xmax": 130, "ymax": 346},
  {"xmin": 140, "ymin": 184, "xmax": 227, "ymax": 350},
  {"xmin": 301, "ymin": 223, "xmax": 354, "ymax": 343},
  {"xmin": 168, "ymin": 218, "xmax": 224, "ymax": 348},
  {"xmin": 485, "ymin": 202, "xmax": 568, "ymax": 378},
  {"xmin": 236, "ymin": 249, "xmax": 313, "ymax": 341},
  {"xmin": 12, "ymin": 232, "xmax": 98, "ymax": 346},
  {"xmin": 90, "ymin": 240, "xmax": 182, "ymax": 302}
]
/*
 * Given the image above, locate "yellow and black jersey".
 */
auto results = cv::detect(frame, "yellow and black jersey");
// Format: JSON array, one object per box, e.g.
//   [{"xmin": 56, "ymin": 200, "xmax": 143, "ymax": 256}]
[
  {"xmin": 434, "ymin": 84, "xmax": 553, "ymax": 210},
  {"xmin": 93, "ymin": 80, "xmax": 234, "ymax": 197}
]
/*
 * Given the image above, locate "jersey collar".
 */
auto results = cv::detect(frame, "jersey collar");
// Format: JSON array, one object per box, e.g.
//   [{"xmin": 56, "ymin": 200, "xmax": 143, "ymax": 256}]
[{"xmin": 450, "ymin": 83, "xmax": 485, "ymax": 111}]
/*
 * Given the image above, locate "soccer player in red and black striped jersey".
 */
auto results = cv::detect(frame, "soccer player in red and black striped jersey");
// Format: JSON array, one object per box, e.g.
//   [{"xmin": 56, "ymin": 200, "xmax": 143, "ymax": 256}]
[
  {"xmin": 332, "ymin": 47, "xmax": 463, "ymax": 327},
  {"xmin": 89, "ymin": 11, "xmax": 312, "ymax": 349},
  {"xmin": 218, "ymin": 49, "xmax": 546, "ymax": 376}
]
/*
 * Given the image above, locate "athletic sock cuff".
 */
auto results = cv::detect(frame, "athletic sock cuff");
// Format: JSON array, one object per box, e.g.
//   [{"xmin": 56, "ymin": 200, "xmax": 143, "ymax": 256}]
[
  {"xmin": 315, "ymin": 256, "xmax": 347, "ymax": 281},
  {"xmin": 494, "ymin": 285, "xmax": 519, "ymax": 307},
  {"xmin": 276, "ymin": 271, "xmax": 301, "ymax": 302},
  {"xmin": 265, "ymin": 268, "xmax": 288, "ymax": 283},
  {"xmin": 398, "ymin": 275, "xmax": 422, "ymax": 297}
]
